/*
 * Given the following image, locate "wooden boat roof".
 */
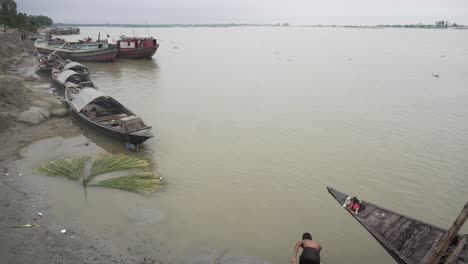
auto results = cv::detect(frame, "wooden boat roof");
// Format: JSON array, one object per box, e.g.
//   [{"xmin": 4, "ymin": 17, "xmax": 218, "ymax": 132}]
[
  {"xmin": 63, "ymin": 61, "xmax": 87, "ymax": 71},
  {"xmin": 326, "ymin": 187, "xmax": 466, "ymax": 264},
  {"xmin": 70, "ymin": 87, "xmax": 106, "ymax": 112},
  {"xmin": 56, "ymin": 69, "xmax": 79, "ymax": 83}
]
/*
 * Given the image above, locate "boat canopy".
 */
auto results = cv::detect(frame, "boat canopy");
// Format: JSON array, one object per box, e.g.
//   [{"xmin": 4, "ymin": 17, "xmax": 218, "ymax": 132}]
[
  {"xmin": 64, "ymin": 62, "xmax": 86, "ymax": 70},
  {"xmin": 71, "ymin": 88, "xmax": 106, "ymax": 112},
  {"xmin": 56, "ymin": 70, "xmax": 79, "ymax": 84}
]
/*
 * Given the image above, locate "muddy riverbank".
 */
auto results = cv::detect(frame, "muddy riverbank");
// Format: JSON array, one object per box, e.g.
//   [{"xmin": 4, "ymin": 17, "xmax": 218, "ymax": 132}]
[{"xmin": 0, "ymin": 27, "xmax": 160, "ymax": 264}]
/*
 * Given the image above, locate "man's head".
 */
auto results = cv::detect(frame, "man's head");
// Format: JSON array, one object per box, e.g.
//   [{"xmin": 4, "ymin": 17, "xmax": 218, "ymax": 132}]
[{"xmin": 302, "ymin": 232, "xmax": 312, "ymax": 240}]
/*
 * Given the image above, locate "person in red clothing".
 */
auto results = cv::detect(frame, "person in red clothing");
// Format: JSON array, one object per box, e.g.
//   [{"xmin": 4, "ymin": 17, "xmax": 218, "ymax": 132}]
[{"xmin": 348, "ymin": 197, "xmax": 361, "ymax": 214}]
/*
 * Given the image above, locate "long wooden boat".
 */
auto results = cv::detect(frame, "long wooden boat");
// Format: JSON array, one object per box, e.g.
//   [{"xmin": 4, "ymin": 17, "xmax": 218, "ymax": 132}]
[
  {"xmin": 326, "ymin": 187, "xmax": 467, "ymax": 264},
  {"xmin": 116, "ymin": 36, "xmax": 159, "ymax": 59},
  {"xmin": 65, "ymin": 87, "xmax": 153, "ymax": 145},
  {"xmin": 34, "ymin": 39, "xmax": 117, "ymax": 62}
]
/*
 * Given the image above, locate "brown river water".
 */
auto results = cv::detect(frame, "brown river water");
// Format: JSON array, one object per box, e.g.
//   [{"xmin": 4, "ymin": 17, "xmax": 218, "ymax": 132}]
[{"xmin": 21, "ymin": 27, "xmax": 468, "ymax": 263}]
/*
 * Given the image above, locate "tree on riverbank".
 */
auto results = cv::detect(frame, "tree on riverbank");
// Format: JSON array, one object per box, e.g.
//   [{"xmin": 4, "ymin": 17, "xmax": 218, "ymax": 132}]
[{"xmin": 0, "ymin": 0, "xmax": 53, "ymax": 31}]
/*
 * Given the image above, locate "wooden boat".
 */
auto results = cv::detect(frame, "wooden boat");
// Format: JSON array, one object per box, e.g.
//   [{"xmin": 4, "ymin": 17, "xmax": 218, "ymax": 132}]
[
  {"xmin": 34, "ymin": 53, "xmax": 63, "ymax": 73},
  {"xmin": 34, "ymin": 39, "xmax": 117, "ymax": 62},
  {"xmin": 116, "ymin": 36, "xmax": 159, "ymax": 59},
  {"xmin": 326, "ymin": 187, "xmax": 467, "ymax": 264},
  {"xmin": 65, "ymin": 87, "xmax": 153, "ymax": 145},
  {"xmin": 51, "ymin": 61, "xmax": 94, "ymax": 89}
]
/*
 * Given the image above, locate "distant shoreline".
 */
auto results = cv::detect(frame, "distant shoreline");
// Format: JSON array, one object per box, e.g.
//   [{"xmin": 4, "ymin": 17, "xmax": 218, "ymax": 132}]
[{"xmin": 53, "ymin": 23, "xmax": 467, "ymax": 29}]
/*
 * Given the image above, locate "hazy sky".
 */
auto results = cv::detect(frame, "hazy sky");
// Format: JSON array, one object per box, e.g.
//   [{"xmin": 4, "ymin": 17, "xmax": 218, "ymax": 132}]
[{"xmin": 17, "ymin": 0, "xmax": 468, "ymax": 25}]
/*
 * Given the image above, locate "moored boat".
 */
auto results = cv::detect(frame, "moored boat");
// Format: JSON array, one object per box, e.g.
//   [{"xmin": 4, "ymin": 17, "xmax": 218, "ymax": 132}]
[
  {"xmin": 34, "ymin": 53, "xmax": 63, "ymax": 73},
  {"xmin": 116, "ymin": 36, "xmax": 159, "ymax": 59},
  {"xmin": 326, "ymin": 187, "xmax": 467, "ymax": 264},
  {"xmin": 65, "ymin": 87, "xmax": 153, "ymax": 145},
  {"xmin": 51, "ymin": 61, "xmax": 94, "ymax": 89},
  {"xmin": 34, "ymin": 39, "xmax": 117, "ymax": 62}
]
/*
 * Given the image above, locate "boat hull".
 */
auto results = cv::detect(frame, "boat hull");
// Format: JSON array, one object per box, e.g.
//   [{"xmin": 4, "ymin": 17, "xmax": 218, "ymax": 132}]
[
  {"xmin": 35, "ymin": 44, "xmax": 117, "ymax": 62},
  {"xmin": 326, "ymin": 187, "xmax": 465, "ymax": 264},
  {"xmin": 72, "ymin": 110, "xmax": 152, "ymax": 145},
  {"xmin": 116, "ymin": 45, "xmax": 158, "ymax": 59}
]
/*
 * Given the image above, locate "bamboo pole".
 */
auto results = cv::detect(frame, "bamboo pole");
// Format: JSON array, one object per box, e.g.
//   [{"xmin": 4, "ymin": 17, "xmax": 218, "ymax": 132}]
[{"xmin": 425, "ymin": 201, "xmax": 468, "ymax": 264}]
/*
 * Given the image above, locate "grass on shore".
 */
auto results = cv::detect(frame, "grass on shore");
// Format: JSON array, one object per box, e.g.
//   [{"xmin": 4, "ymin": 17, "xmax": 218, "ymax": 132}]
[
  {"xmin": 93, "ymin": 172, "xmax": 162, "ymax": 194},
  {"xmin": 38, "ymin": 156, "xmax": 90, "ymax": 180},
  {"xmin": 38, "ymin": 154, "xmax": 161, "ymax": 194},
  {"xmin": 88, "ymin": 154, "xmax": 150, "ymax": 182}
]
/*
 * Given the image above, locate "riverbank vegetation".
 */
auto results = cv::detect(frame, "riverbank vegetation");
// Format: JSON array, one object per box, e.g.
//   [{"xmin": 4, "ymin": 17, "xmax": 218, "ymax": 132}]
[
  {"xmin": 39, "ymin": 154, "xmax": 162, "ymax": 194},
  {"xmin": 0, "ymin": 0, "xmax": 53, "ymax": 31}
]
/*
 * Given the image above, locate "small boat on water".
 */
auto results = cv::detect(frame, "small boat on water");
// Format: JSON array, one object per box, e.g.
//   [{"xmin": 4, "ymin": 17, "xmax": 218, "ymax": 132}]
[
  {"xmin": 65, "ymin": 87, "xmax": 153, "ymax": 145},
  {"xmin": 116, "ymin": 36, "xmax": 159, "ymax": 59},
  {"xmin": 34, "ymin": 39, "xmax": 117, "ymax": 62},
  {"xmin": 326, "ymin": 187, "xmax": 467, "ymax": 264}
]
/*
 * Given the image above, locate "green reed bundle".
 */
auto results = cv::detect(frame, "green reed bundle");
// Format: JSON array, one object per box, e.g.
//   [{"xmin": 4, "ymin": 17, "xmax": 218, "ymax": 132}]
[
  {"xmin": 38, "ymin": 154, "xmax": 161, "ymax": 195},
  {"xmin": 38, "ymin": 156, "xmax": 90, "ymax": 180},
  {"xmin": 93, "ymin": 172, "xmax": 162, "ymax": 194},
  {"xmin": 89, "ymin": 154, "xmax": 149, "ymax": 179}
]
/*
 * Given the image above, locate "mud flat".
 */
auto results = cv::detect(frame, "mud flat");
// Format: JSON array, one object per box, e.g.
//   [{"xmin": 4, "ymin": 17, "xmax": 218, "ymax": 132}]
[{"xmin": 0, "ymin": 27, "xmax": 160, "ymax": 264}]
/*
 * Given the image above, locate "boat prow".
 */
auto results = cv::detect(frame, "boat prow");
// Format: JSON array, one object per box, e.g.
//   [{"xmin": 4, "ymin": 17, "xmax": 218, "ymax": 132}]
[{"xmin": 326, "ymin": 186, "xmax": 467, "ymax": 264}]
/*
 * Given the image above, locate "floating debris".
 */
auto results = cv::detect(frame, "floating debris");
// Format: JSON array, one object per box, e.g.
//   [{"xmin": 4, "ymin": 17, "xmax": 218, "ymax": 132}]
[
  {"xmin": 61, "ymin": 229, "xmax": 67, "ymax": 234},
  {"xmin": 18, "ymin": 173, "xmax": 23, "ymax": 177},
  {"xmin": 432, "ymin": 73, "xmax": 440, "ymax": 78},
  {"xmin": 11, "ymin": 222, "xmax": 39, "ymax": 228},
  {"xmin": 38, "ymin": 212, "xmax": 43, "ymax": 217}
]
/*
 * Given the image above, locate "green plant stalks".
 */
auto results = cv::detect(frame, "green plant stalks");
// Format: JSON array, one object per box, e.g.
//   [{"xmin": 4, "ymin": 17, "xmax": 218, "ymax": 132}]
[
  {"xmin": 93, "ymin": 172, "xmax": 162, "ymax": 194},
  {"xmin": 38, "ymin": 156, "xmax": 90, "ymax": 180},
  {"xmin": 88, "ymin": 154, "xmax": 150, "ymax": 183}
]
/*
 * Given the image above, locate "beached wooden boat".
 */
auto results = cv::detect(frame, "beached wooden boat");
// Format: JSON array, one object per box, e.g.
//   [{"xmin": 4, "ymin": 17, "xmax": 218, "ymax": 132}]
[
  {"xmin": 326, "ymin": 187, "xmax": 467, "ymax": 264},
  {"xmin": 34, "ymin": 39, "xmax": 117, "ymax": 62},
  {"xmin": 51, "ymin": 61, "xmax": 94, "ymax": 89},
  {"xmin": 34, "ymin": 54, "xmax": 63, "ymax": 73},
  {"xmin": 116, "ymin": 36, "xmax": 159, "ymax": 59},
  {"xmin": 65, "ymin": 87, "xmax": 153, "ymax": 145}
]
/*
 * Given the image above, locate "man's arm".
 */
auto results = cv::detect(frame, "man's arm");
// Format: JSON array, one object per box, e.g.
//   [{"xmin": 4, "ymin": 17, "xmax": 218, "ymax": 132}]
[{"xmin": 291, "ymin": 241, "xmax": 302, "ymax": 264}]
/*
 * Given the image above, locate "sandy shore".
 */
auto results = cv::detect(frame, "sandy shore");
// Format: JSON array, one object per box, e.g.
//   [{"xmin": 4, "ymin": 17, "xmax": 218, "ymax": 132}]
[{"xmin": 0, "ymin": 27, "xmax": 159, "ymax": 264}]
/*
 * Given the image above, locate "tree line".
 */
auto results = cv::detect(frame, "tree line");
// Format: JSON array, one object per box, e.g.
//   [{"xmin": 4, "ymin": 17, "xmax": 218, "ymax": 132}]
[{"xmin": 0, "ymin": 0, "xmax": 53, "ymax": 31}]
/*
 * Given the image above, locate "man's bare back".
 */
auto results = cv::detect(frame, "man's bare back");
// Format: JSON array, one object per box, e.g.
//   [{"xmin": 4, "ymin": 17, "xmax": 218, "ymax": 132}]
[
  {"xmin": 291, "ymin": 233, "xmax": 321, "ymax": 264},
  {"xmin": 301, "ymin": 239, "xmax": 321, "ymax": 251}
]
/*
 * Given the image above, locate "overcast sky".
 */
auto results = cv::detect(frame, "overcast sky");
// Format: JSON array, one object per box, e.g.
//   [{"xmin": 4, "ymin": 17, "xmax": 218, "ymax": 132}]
[{"xmin": 17, "ymin": 0, "xmax": 468, "ymax": 25}]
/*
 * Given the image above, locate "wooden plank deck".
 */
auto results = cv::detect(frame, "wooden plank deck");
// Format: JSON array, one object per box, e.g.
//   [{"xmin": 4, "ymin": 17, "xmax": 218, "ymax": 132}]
[{"xmin": 327, "ymin": 187, "xmax": 467, "ymax": 264}]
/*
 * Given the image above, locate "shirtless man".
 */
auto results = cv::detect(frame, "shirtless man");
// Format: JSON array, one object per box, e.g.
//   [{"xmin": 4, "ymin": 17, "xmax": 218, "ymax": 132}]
[{"xmin": 291, "ymin": 232, "xmax": 321, "ymax": 264}]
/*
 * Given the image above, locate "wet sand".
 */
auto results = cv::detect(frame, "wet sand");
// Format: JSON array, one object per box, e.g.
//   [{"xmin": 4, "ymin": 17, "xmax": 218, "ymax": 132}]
[{"xmin": 0, "ymin": 27, "xmax": 160, "ymax": 264}]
